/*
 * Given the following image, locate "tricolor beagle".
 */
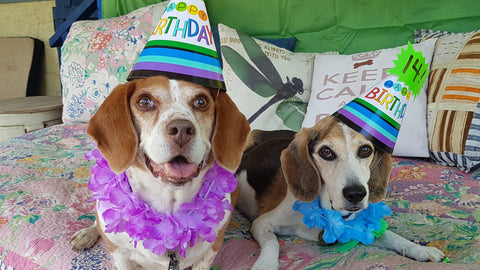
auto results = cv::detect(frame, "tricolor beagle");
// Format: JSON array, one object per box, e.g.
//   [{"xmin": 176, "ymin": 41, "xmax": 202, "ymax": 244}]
[
  {"xmin": 236, "ymin": 115, "xmax": 445, "ymax": 269},
  {"xmin": 70, "ymin": 76, "xmax": 250, "ymax": 270}
]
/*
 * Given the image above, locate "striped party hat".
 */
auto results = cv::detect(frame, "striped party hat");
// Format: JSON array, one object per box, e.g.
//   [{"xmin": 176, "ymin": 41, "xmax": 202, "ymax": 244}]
[
  {"xmin": 333, "ymin": 76, "xmax": 410, "ymax": 154},
  {"xmin": 127, "ymin": 0, "xmax": 225, "ymax": 90},
  {"xmin": 333, "ymin": 42, "xmax": 430, "ymax": 154}
]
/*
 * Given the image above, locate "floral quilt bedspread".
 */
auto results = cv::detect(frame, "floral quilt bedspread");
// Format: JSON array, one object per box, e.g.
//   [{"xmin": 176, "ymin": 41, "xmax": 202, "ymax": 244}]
[{"xmin": 1, "ymin": 124, "xmax": 479, "ymax": 269}]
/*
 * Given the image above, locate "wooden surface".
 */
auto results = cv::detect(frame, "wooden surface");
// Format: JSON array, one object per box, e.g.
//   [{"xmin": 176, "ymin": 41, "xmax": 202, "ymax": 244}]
[
  {"xmin": 0, "ymin": 96, "xmax": 63, "ymax": 140},
  {"xmin": 0, "ymin": 96, "xmax": 62, "ymax": 114}
]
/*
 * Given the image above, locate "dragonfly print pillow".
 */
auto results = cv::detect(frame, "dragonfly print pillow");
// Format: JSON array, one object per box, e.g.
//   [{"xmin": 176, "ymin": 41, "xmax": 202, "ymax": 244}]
[{"xmin": 219, "ymin": 24, "xmax": 336, "ymax": 132}]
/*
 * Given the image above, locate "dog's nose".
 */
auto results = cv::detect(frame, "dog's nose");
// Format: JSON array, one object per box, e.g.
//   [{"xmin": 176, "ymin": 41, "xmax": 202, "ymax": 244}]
[
  {"xmin": 343, "ymin": 185, "xmax": 367, "ymax": 204},
  {"xmin": 166, "ymin": 119, "xmax": 195, "ymax": 147}
]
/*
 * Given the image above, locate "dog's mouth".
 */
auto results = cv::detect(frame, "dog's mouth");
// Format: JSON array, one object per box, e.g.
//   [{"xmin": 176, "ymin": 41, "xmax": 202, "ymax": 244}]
[
  {"xmin": 344, "ymin": 206, "xmax": 361, "ymax": 213},
  {"xmin": 333, "ymin": 205, "xmax": 362, "ymax": 220},
  {"xmin": 146, "ymin": 155, "xmax": 202, "ymax": 186},
  {"xmin": 341, "ymin": 210, "xmax": 359, "ymax": 220}
]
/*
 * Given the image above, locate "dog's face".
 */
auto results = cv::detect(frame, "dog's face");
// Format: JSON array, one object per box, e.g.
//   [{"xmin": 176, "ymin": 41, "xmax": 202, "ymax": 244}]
[
  {"xmin": 87, "ymin": 76, "xmax": 250, "ymax": 188},
  {"xmin": 129, "ymin": 78, "xmax": 216, "ymax": 186},
  {"xmin": 281, "ymin": 115, "xmax": 391, "ymax": 218},
  {"xmin": 309, "ymin": 119, "xmax": 376, "ymax": 217}
]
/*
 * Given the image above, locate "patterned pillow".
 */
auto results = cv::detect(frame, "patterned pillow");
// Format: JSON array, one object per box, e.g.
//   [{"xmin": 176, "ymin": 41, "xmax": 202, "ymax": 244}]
[
  {"xmin": 415, "ymin": 29, "xmax": 480, "ymax": 172},
  {"xmin": 60, "ymin": 2, "xmax": 168, "ymax": 123},
  {"xmin": 302, "ymin": 39, "xmax": 437, "ymax": 157},
  {"xmin": 218, "ymin": 23, "xmax": 337, "ymax": 132}
]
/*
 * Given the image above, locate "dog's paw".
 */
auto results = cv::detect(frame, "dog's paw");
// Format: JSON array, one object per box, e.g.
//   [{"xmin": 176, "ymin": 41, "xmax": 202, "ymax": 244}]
[
  {"xmin": 251, "ymin": 263, "xmax": 278, "ymax": 270},
  {"xmin": 405, "ymin": 245, "xmax": 446, "ymax": 262},
  {"xmin": 70, "ymin": 225, "xmax": 100, "ymax": 250},
  {"xmin": 251, "ymin": 257, "xmax": 279, "ymax": 270}
]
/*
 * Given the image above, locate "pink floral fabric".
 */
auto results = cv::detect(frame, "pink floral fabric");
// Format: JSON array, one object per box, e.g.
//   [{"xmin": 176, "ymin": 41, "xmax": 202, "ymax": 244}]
[
  {"xmin": 60, "ymin": 2, "xmax": 168, "ymax": 123},
  {"xmin": 1, "ymin": 124, "xmax": 479, "ymax": 269}
]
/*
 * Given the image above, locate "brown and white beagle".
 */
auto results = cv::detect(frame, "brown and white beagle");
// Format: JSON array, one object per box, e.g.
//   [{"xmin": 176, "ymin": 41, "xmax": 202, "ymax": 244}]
[
  {"xmin": 236, "ymin": 115, "xmax": 445, "ymax": 270},
  {"xmin": 70, "ymin": 76, "xmax": 250, "ymax": 270}
]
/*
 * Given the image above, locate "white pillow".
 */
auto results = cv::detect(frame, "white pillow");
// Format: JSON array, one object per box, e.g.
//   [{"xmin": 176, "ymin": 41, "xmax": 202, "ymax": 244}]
[
  {"xmin": 218, "ymin": 23, "xmax": 337, "ymax": 132},
  {"xmin": 303, "ymin": 38, "xmax": 437, "ymax": 157}
]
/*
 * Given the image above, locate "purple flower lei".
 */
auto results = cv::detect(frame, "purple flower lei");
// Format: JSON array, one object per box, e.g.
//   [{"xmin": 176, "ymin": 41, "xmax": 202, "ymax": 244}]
[{"xmin": 85, "ymin": 149, "xmax": 237, "ymax": 257}]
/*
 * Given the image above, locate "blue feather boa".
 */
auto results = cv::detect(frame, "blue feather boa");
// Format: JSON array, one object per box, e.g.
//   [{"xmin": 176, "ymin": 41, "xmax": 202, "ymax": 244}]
[{"xmin": 292, "ymin": 197, "xmax": 391, "ymax": 245}]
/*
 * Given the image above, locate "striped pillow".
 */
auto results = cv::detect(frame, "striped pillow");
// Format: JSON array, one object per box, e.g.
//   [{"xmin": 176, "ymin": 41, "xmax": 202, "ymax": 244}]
[{"xmin": 416, "ymin": 29, "xmax": 480, "ymax": 172}]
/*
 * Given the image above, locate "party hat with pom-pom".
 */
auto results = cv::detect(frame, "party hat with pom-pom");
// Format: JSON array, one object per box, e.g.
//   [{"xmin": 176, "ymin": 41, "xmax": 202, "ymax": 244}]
[
  {"xmin": 127, "ymin": 0, "xmax": 225, "ymax": 90},
  {"xmin": 333, "ymin": 42, "xmax": 430, "ymax": 154}
]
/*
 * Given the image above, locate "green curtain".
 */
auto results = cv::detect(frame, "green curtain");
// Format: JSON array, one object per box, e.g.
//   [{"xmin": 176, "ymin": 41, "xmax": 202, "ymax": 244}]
[{"xmin": 101, "ymin": 0, "xmax": 480, "ymax": 54}]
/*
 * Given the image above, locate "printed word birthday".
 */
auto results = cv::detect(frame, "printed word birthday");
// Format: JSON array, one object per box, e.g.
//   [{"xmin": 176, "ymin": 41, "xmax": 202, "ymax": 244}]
[{"xmin": 364, "ymin": 79, "xmax": 409, "ymax": 120}]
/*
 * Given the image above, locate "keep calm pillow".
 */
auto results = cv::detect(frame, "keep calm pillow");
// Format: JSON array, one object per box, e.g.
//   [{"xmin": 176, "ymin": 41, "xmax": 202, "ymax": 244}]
[
  {"xmin": 60, "ymin": 2, "xmax": 168, "ymax": 123},
  {"xmin": 218, "ymin": 23, "xmax": 337, "ymax": 132},
  {"xmin": 303, "ymin": 39, "xmax": 436, "ymax": 157}
]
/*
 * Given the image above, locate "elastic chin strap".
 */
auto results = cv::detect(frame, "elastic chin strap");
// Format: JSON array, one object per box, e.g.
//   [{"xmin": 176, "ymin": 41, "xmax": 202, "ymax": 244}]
[
  {"xmin": 209, "ymin": 88, "xmax": 221, "ymax": 139},
  {"xmin": 207, "ymin": 88, "xmax": 222, "ymax": 163},
  {"xmin": 370, "ymin": 150, "xmax": 385, "ymax": 172}
]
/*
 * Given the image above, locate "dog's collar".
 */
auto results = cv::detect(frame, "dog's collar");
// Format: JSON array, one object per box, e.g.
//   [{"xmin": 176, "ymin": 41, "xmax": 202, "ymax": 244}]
[
  {"xmin": 86, "ymin": 148, "xmax": 237, "ymax": 257},
  {"xmin": 293, "ymin": 197, "xmax": 391, "ymax": 248}
]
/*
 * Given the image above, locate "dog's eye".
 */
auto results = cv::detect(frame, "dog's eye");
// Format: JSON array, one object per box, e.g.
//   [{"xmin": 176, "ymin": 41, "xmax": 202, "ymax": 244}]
[
  {"xmin": 358, "ymin": 145, "xmax": 373, "ymax": 158},
  {"xmin": 319, "ymin": 146, "xmax": 336, "ymax": 161},
  {"xmin": 193, "ymin": 95, "xmax": 209, "ymax": 110},
  {"xmin": 137, "ymin": 95, "xmax": 155, "ymax": 110}
]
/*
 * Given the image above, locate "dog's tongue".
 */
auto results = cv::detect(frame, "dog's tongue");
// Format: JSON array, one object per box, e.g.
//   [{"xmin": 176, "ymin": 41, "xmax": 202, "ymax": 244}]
[{"xmin": 150, "ymin": 159, "xmax": 197, "ymax": 178}]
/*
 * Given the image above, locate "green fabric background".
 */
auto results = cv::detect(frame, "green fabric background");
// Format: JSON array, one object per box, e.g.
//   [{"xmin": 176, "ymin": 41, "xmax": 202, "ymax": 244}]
[{"xmin": 101, "ymin": 0, "xmax": 480, "ymax": 54}]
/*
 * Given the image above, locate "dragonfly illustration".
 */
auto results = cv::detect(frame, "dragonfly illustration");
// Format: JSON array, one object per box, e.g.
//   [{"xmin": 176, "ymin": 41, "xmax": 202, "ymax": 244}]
[{"xmin": 221, "ymin": 31, "xmax": 306, "ymax": 129}]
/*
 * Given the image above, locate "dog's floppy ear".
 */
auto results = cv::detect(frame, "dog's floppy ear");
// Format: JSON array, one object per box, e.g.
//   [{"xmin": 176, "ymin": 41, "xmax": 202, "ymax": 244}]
[
  {"xmin": 211, "ymin": 91, "xmax": 250, "ymax": 172},
  {"xmin": 368, "ymin": 150, "xmax": 392, "ymax": 203},
  {"xmin": 87, "ymin": 81, "xmax": 138, "ymax": 174},
  {"xmin": 280, "ymin": 128, "xmax": 321, "ymax": 202}
]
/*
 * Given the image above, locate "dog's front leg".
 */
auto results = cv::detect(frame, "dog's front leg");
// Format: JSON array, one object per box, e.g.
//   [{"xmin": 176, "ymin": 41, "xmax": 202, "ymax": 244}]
[
  {"xmin": 250, "ymin": 215, "xmax": 281, "ymax": 270},
  {"xmin": 372, "ymin": 230, "xmax": 446, "ymax": 262},
  {"xmin": 191, "ymin": 248, "xmax": 217, "ymax": 270},
  {"xmin": 110, "ymin": 250, "xmax": 145, "ymax": 270},
  {"xmin": 70, "ymin": 221, "xmax": 100, "ymax": 250}
]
